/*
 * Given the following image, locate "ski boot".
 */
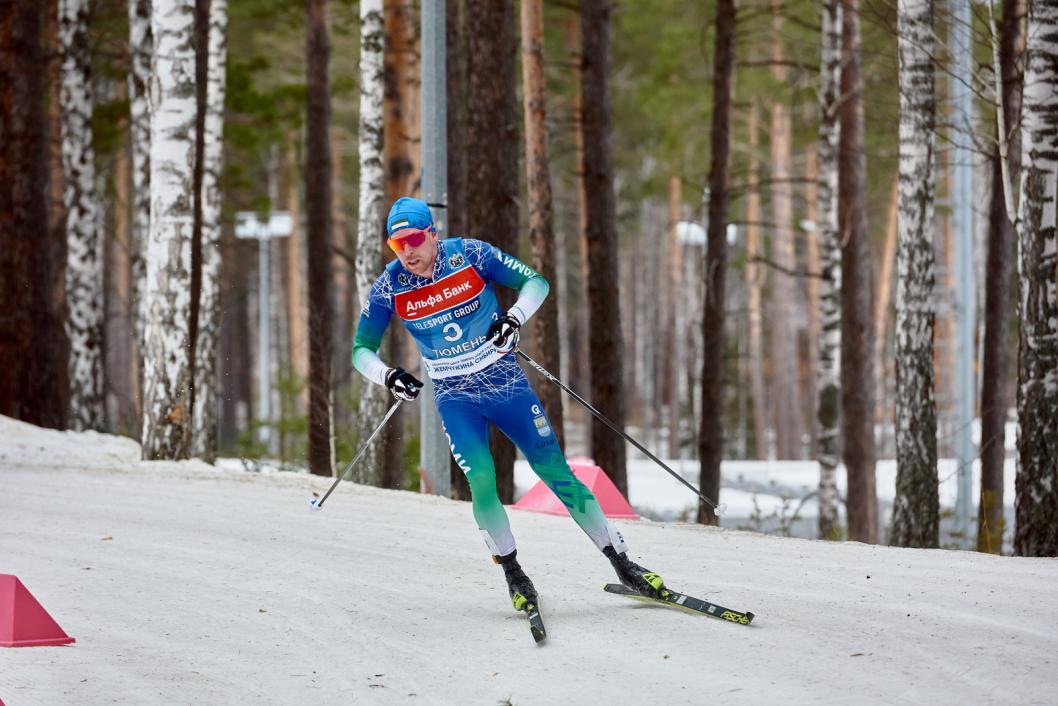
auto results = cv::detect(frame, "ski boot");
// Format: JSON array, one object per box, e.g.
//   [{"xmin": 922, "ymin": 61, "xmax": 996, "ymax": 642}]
[
  {"xmin": 495, "ymin": 550, "xmax": 539, "ymax": 612},
  {"xmin": 603, "ymin": 545, "xmax": 665, "ymax": 598}
]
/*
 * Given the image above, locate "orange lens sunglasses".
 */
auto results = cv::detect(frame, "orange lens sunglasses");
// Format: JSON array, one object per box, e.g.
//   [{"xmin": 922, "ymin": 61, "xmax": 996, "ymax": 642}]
[{"xmin": 387, "ymin": 227, "xmax": 431, "ymax": 254}]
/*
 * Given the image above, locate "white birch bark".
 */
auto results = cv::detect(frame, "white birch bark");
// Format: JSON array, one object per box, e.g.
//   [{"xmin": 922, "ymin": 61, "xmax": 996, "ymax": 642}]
[
  {"xmin": 59, "ymin": 0, "xmax": 104, "ymax": 430},
  {"xmin": 815, "ymin": 0, "xmax": 842, "ymax": 539},
  {"xmin": 128, "ymin": 0, "xmax": 151, "ymax": 362},
  {"xmin": 191, "ymin": 0, "xmax": 228, "ymax": 461},
  {"xmin": 1013, "ymin": 0, "xmax": 1058, "ymax": 557},
  {"xmin": 889, "ymin": 0, "xmax": 938, "ymax": 548},
  {"xmin": 142, "ymin": 0, "xmax": 196, "ymax": 459},
  {"xmin": 354, "ymin": 0, "xmax": 389, "ymax": 485}
]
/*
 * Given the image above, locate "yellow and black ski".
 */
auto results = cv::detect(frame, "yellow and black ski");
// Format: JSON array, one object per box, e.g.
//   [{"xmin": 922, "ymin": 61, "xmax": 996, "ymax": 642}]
[
  {"xmin": 512, "ymin": 591, "xmax": 547, "ymax": 644},
  {"xmin": 604, "ymin": 583, "xmax": 754, "ymax": 626}
]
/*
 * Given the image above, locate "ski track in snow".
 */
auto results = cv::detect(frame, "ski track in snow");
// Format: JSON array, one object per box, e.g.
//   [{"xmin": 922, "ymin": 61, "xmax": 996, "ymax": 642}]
[{"xmin": 1, "ymin": 416, "xmax": 1056, "ymax": 706}]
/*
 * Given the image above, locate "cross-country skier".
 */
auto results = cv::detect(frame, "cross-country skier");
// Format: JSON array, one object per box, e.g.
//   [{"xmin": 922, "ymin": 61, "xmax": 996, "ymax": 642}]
[{"xmin": 352, "ymin": 196, "xmax": 665, "ymax": 615}]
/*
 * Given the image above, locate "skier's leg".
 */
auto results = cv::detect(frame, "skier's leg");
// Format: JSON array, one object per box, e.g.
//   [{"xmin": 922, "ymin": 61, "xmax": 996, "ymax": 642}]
[
  {"xmin": 488, "ymin": 382, "xmax": 666, "ymax": 596},
  {"xmin": 436, "ymin": 397, "xmax": 517, "ymax": 557},
  {"xmin": 485, "ymin": 385, "xmax": 619, "ymax": 552}
]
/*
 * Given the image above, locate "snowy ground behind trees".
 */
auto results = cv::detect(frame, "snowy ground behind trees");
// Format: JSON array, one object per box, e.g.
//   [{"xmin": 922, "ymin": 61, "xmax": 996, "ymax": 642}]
[{"xmin": 2, "ymin": 415, "xmax": 1054, "ymax": 706}]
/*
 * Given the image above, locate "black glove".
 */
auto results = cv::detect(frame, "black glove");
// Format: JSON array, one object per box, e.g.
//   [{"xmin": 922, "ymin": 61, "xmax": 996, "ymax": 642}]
[
  {"xmin": 486, "ymin": 313, "xmax": 521, "ymax": 352},
  {"xmin": 385, "ymin": 367, "xmax": 423, "ymax": 401}
]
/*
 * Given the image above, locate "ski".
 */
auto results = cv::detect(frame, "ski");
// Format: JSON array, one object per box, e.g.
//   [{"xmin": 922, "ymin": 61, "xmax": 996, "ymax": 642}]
[
  {"xmin": 511, "ymin": 591, "xmax": 546, "ymax": 643},
  {"xmin": 523, "ymin": 601, "xmax": 546, "ymax": 644},
  {"xmin": 603, "ymin": 583, "xmax": 754, "ymax": 626}
]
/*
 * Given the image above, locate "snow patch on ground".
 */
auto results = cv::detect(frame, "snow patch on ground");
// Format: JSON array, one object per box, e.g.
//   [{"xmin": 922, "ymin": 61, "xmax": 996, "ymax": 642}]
[{"xmin": 2, "ymin": 417, "xmax": 1056, "ymax": 705}]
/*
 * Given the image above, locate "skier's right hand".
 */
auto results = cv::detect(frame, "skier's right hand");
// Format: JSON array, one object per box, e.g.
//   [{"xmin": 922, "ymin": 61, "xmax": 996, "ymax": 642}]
[{"xmin": 385, "ymin": 367, "xmax": 423, "ymax": 401}]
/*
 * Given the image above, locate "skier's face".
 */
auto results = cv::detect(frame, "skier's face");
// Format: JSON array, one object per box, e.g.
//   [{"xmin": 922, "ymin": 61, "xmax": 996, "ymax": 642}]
[{"xmin": 393, "ymin": 228, "xmax": 439, "ymax": 277}]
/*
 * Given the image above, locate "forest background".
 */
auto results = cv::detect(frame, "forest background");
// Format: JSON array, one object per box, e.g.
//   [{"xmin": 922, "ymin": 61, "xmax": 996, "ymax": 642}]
[{"xmin": 2, "ymin": 0, "xmax": 1054, "ymax": 557}]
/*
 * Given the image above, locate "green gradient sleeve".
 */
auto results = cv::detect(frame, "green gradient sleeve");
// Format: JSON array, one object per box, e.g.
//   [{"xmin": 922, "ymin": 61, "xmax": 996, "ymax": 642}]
[{"xmin": 352, "ymin": 274, "xmax": 394, "ymax": 386}]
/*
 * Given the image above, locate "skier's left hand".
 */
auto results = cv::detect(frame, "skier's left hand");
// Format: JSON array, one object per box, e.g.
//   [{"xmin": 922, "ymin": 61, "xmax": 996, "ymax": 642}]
[{"xmin": 487, "ymin": 313, "xmax": 520, "ymax": 353}]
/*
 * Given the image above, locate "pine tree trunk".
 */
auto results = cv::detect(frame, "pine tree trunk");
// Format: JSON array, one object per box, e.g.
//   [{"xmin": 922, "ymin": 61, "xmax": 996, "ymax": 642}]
[
  {"xmin": 665, "ymin": 175, "xmax": 681, "ymax": 458},
  {"xmin": 768, "ymin": 0, "xmax": 801, "ymax": 459},
  {"xmin": 0, "ymin": 0, "xmax": 69, "ymax": 428},
  {"xmin": 128, "ymin": 0, "xmax": 151, "ymax": 390},
  {"xmin": 816, "ymin": 0, "xmax": 842, "ymax": 539},
  {"xmin": 354, "ymin": 0, "xmax": 389, "ymax": 487},
  {"xmin": 889, "ymin": 0, "xmax": 938, "ymax": 548},
  {"xmin": 567, "ymin": 11, "xmax": 591, "ymax": 415},
  {"xmin": 1013, "ymin": 0, "xmax": 1058, "ymax": 558},
  {"xmin": 579, "ymin": 0, "xmax": 628, "ymax": 495},
  {"xmin": 520, "ymin": 0, "xmax": 565, "ymax": 450},
  {"xmin": 697, "ymin": 0, "xmax": 735, "ymax": 525},
  {"xmin": 219, "ymin": 227, "xmax": 247, "ymax": 449},
  {"xmin": 874, "ymin": 174, "xmax": 900, "ymax": 434},
  {"xmin": 838, "ymin": 0, "xmax": 878, "ymax": 544},
  {"xmin": 467, "ymin": 0, "xmax": 520, "ymax": 502},
  {"xmin": 977, "ymin": 0, "xmax": 1024, "ymax": 554},
  {"xmin": 745, "ymin": 101, "xmax": 768, "ymax": 460},
  {"xmin": 283, "ymin": 133, "xmax": 308, "ymax": 410},
  {"xmin": 191, "ymin": 0, "xmax": 227, "ymax": 462},
  {"xmin": 142, "ymin": 0, "xmax": 196, "ymax": 459},
  {"xmin": 305, "ymin": 0, "xmax": 335, "ymax": 477},
  {"xmin": 380, "ymin": 0, "xmax": 416, "ymax": 489},
  {"xmin": 332, "ymin": 135, "xmax": 353, "ymax": 404},
  {"xmin": 109, "ymin": 101, "xmax": 135, "ymax": 430},
  {"xmin": 59, "ymin": 0, "xmax": 105, "ymax": 431},
  {"xmin": 446, "ymin": 0, "xmax": 472, "ymax": 500}
]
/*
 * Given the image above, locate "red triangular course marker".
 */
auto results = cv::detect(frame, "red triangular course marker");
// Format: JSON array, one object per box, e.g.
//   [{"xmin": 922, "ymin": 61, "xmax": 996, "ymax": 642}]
[
  {"xmin": 0, "ymin": 574, "xmax": 75, "ymax": 647},
  {"xmin": 513, "ymin": 463, "xmax": 640, "ymax": 520}
]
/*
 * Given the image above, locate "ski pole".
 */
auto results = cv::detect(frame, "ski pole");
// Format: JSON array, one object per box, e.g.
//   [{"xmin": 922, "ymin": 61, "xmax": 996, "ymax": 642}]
[
  {"xmin": 310, "ymin": 398, "xmax": 404, "ymax": 510},
  {"xmin": 515, "ymin": 348, "xmax": 727, "ymax": 516}
]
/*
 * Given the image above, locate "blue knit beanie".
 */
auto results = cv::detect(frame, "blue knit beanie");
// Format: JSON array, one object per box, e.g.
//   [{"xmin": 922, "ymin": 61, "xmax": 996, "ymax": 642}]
[{"xmin": 386, "ymin": 197, "xmax": 434, "ymax": 235}]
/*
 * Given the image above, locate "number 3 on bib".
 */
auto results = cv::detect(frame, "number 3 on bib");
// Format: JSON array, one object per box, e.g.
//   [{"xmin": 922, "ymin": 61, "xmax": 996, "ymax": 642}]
[{"xmin": 443, "ymin": 322, "xmax": 463, "ymax": 342}]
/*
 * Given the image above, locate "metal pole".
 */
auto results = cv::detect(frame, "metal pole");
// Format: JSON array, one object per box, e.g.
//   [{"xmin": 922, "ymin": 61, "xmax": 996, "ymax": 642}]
[
  {"xmin": 419, "ymin": 0, "xmax": 450, "ymax": 496},
  {"xmin": 257, "ymin": 233, "xmax": 271, "ymax": 447},
  {"xmin": 951, "ymin": 0, "xmax": 975, "ymax": 546}
]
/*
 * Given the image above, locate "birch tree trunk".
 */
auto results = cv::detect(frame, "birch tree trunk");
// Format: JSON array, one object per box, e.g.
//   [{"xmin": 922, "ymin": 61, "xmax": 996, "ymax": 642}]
[
  {"xmin": 580, "ymin": 0, "xmax": 628, "ymax": 494},
  {"xmin": 816, "ymin": 0, "xmax": 842, "ymax": 540},
  {"xmin": 191, "ymin": 0, "xmax": 228, "ymax": 462},
  {"xmin": 354, "ymin": 0, "xmax": 389, "ymax": 487},
  {"xmin": 1013, "ymin": 0, "xmax": 1058, "ymax": 557},
  {"xmin": 142, "ymin": 0, "xmax": 196, "ymax": 459},
  {"xmin": 520, "ymin": 0, "xmax": 565, "ymax": 450},
  {"xmin": 59, "ymin": 0, "xmax": 104, "ymax": 431},
  {"xmin": 306, "ymin": 0, "xmax": 335, "ymax": 477},
  {"xmin": 804, "ymin": 154, "xmax": 820, "ymax": 456},
  {"xmin": 977, "ymin": 0, "xmax": 1024, "ymax": 554},
  {"xmin": 128, "ymin": 0, "xmax": 151, "ymax": 378},
  {"xmin": 768, "ymin": 0, "xmax": 801, "ymax": 459},
  {"xmin": 45, "ymin": 0, "xmax": 73, "ymax": 428},
  {"xmin": 697, "ymin": 0, "xmax": 735, "ymax": 525},
  {"xmin": 744, "ymin": 101, "xmax": 768, "ymax": 460},
  {"xmin": 889, "ymin": 0, "xmax": 939, "ymax": 548}
]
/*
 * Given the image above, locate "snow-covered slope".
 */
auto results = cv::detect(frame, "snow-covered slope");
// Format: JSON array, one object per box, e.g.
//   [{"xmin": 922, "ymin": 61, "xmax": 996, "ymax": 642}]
[{"xmin": 1, "ymin": 416, "xmax": 1055, "ymax": 705}]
